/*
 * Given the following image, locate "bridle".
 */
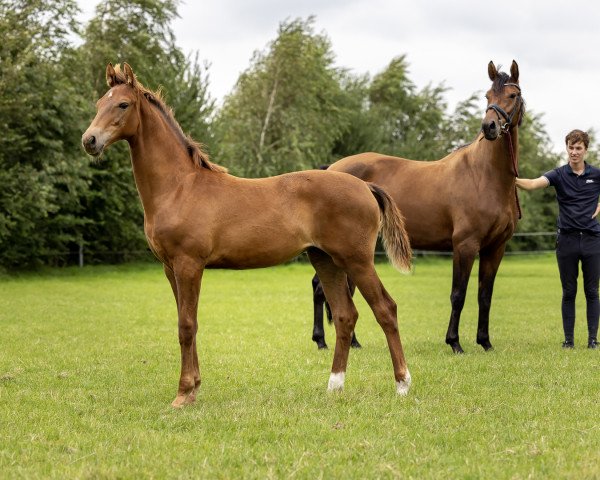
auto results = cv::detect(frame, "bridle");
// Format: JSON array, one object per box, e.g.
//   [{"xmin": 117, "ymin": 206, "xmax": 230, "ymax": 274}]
[
  {"xmin": 485, "ymin": 82, "xmax": 522, "ymax": 134},
  {"xmin": 485, "ymin": 82, "xmax": 523, "ymax": 220}
]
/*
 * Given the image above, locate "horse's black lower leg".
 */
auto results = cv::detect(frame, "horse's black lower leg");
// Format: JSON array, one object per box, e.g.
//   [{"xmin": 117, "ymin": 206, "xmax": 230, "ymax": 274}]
[
  {"xmin": 476, "ymin": 247, "xmax": 505, "ymax": 351},
  {"xmin": 446, "ymin": 249, "xmax": 476, "ymax": 354},
  {"xmin": 313, "ymin": 274, "xmax": 361, "ymax": 349},
  {"xmin": 446, "ymin": 291, "xmax": 466, "ymax": 354},
  {"xmin": 312, "ymin": 274, "xmax": 328, "ymax": 349}
]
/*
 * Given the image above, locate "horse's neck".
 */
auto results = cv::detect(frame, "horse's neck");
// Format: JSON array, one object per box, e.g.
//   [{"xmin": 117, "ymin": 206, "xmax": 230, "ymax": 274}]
[
  {"xmin": 128, "ymin": 103, "xmax": 196, "ymax": 216},
  {"xmin": 473, "ymin": 130, "xmax": 519, "ymax": 181}
]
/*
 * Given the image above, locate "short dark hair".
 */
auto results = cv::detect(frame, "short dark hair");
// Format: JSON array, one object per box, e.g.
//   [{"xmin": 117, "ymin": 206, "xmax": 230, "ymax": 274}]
[{"xmin": 565, "ymin": 129, "xmax": 589, "ymax": 149}]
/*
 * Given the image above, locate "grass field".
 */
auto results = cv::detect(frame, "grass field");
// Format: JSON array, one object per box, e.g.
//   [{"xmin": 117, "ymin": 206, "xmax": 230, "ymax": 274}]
[{"xmin": 0, "ymin": 255, "xmax": 599, "ymax": 479}]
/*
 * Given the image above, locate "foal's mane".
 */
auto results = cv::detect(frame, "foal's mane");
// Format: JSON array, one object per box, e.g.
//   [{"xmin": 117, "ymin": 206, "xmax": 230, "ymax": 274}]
[{"xmin": 111, "ymin": 65, "xmax": 227, "ymax": 173}]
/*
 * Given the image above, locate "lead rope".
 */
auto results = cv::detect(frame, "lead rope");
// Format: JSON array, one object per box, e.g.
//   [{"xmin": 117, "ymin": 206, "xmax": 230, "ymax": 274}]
[{"xmin": 505, "ymin": 129, "xmax": 522, "ymax": 220}]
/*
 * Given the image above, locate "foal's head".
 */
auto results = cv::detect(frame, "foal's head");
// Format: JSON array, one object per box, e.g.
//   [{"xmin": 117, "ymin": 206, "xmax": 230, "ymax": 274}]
[
  {"xmin": 482, "ymin": 60, "xmax": 525, "ymax": 141},
  {"xmin": 82, "ymin": 63, "xmax": 142, "ymax": 157}
]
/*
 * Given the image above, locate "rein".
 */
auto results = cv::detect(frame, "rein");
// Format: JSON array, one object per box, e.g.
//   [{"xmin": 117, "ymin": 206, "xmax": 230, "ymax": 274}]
[{"xmin": 505, "ymin": 129, "xmax": 522, "ymax": 219}]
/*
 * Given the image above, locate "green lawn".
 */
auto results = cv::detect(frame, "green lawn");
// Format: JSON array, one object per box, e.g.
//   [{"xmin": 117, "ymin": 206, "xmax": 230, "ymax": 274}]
[{"xmin": 0, "ymin": 256, "xmax": 598, "ymax": 479}]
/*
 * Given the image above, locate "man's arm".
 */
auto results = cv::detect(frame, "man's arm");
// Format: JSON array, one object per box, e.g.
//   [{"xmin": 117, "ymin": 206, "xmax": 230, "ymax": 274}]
[{"xmin": 516, "ymin": 176, "xmax": 549, "ymax": 191}]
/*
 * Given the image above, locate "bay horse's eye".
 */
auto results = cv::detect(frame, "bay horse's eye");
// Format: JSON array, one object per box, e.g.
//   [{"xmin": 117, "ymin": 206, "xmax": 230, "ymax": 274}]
[
  {"xmin": 119, "ymin": 102, "xmax": 129, "ymax": 110},
  {"xmin": 509, "ymin": 93, "xmax": 517, "ymax": 99}
]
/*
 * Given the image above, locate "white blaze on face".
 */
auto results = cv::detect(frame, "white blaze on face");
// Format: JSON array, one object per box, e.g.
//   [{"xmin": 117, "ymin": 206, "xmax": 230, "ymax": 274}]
[
  {"xmin": 327, "ymin": 372, "xmax": 345, "ymax": 391},
  {"xmin": 107, "ymin": 91, "xmax": 113, "ymax": 99}
]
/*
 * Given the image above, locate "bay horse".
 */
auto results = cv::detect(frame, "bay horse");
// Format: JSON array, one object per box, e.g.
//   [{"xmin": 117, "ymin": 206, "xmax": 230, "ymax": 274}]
[
  {"xmin": 82, "ymin": 63, "xmax": 413, "ymax": 407},
  {"xmin": 312, "ymin": 60, "xmax": 524, "ymax": 354}
]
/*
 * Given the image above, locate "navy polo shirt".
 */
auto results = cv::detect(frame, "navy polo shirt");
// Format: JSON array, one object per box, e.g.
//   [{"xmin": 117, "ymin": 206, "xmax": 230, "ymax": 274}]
[{"xmin": 543, "ymin": 162, "xmax": 600, "ymax": 234}]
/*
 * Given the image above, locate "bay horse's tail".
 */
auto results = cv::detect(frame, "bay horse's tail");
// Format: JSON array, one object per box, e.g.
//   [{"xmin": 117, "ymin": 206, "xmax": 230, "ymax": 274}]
[{"xmin": 368, "ymin": 183, "xmax": 412, "ymax": 273}]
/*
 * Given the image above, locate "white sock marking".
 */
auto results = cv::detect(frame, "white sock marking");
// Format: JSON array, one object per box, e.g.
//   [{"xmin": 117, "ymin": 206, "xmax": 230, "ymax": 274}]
[
  {"xmin": 328, "ymin": 372, "xmax": 345, "ymax": 391},
  {"xmin": 396, "ymin": 369, "xmax": 411, "ymax": 396}
]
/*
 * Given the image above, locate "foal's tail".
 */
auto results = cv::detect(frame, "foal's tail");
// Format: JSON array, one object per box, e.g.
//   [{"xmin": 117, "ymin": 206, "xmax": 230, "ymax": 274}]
[{"xmin": 368, "ymin": 183, "xmax": 412, "ymax": 273}]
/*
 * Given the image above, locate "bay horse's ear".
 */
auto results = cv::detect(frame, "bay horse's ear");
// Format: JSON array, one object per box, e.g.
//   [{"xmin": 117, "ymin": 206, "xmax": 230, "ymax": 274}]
[
  {"xmin": 106, "ymin": 63, "xmax": 117, "ymax": 88},
  {"xmin": 510, "ymin": 60, "xmax": 519, "ymax": 82},
  {"xmin": 123, "ymin": 63, "xmax": 136, "ymax": 87},
  {"xmin": 488, "ymin": 61, "xmax": 498, "ymax": 81}
]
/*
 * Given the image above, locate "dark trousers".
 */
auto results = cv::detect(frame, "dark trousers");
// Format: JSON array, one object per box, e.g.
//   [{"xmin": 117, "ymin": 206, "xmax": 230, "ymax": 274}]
[{"xmin": 556, "ymin": 232, "xmax": 600, "ymax": 342}]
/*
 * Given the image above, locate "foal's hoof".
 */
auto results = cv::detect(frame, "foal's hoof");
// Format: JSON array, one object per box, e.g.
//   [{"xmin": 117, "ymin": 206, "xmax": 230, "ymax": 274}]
[
  {"xmin": 450, "ymin": 342, "xmax": 465, "ymax": 354},
  {"xmin": 350, "ymin": 339, "xmax": 362, "ymax": 349},
  {"xmin": 478, "ymin": 340, "xmax": 494, "ymax": 351},
  {"xmin": 396, "ymin": 369, "xmax": 411, "ymax": 396},
  {"xmin": 171, "ymin": 390, "xmax": 197, "ymax": 408}
]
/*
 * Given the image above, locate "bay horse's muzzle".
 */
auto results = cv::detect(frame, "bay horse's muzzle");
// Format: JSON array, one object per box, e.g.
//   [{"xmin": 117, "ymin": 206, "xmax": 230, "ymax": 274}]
[{"xmin": 482, "ymin": 119, "xmax": 499, "ymax": 140}]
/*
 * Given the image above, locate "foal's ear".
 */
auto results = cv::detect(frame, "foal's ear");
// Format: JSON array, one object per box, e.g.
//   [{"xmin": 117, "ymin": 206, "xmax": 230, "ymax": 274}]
[
  {"xmin": 488, "ymin": 61, "xmax": 498, "ymax": 81},
  {"xmin": 510, "ymin": 60, "xmax": 519, "ymax": 82},
  {"xmin": 106, "ymin": 63, "xmax": 117, "ymax": 88},
  {"xmin": 123, "ymin": 63, "xmax": 136, "ymax": 87}
]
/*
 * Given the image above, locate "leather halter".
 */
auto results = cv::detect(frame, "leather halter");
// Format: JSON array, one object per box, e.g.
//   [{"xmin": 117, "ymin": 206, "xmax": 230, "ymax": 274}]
[{"xmin": 485, "ymin": 82, "xmax": 522, "ymax": 134}]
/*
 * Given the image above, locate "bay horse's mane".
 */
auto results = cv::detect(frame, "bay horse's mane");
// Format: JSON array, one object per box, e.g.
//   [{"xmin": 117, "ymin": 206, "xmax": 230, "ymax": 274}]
[{"xmin": 110, "ymin": 65, "xmax": 227, "ymax": 173}]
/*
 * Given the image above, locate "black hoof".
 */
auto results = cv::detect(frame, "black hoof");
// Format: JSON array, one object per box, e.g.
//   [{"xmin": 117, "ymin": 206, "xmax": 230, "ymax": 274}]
[
  {"xmin": 351, "ymin": 340, "xmax": 362, "ymax": 349},
  {"xmin": 317, "ymin": 343, "xmax": 328, "ymax": 350},
  {"xmin": 479, "ymin": 341, "xmax": 494, "ymax": 351},
  {"xmin": 450, "ymin": 343, "xmax": 464, "ymax": 354}
]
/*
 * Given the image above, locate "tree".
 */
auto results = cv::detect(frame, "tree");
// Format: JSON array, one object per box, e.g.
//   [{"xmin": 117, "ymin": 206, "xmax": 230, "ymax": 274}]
[
  {"xmin": 0, "ymin": 0, "xmax": 91, "ymax": 269},
  {"xmin": 216, "ymin": 17, "xmax": 349, "ymax": 177},
  {"xmin": 367, "ymin": 56, "xmax": 450, "ymax": 160}
]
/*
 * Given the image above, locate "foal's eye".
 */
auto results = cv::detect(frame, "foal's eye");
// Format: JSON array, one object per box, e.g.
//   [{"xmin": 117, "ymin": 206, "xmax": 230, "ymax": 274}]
[
  {"xmin": 118, "ymin": 102, "xmax": 129, "ymax": 110},
  {"xmin": 509, "ymin": 93, "xmax": 517, "ymax": 99}
]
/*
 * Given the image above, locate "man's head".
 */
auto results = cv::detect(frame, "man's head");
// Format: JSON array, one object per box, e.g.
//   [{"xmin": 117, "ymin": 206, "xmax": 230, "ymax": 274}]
[{"xmin": 565, "ymin": 129, "xmax": 589, "ymax": 149}]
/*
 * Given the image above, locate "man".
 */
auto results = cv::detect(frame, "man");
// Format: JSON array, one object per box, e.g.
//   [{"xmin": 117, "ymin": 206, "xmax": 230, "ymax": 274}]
[{"xmin": 517, "ymin": 130, "xmax": 600, "ymax": 349}]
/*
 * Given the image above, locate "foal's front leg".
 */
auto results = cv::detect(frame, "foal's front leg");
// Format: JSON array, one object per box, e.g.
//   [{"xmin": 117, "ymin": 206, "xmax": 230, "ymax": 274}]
[{"xmin": 167, "ymin": 259, "xmax": 204, "ymax": 408}]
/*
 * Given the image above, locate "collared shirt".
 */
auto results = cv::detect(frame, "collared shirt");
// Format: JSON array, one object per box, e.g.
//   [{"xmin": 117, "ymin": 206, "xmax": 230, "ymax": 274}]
[{"xmin": 543, "ymin": 162, "xmax": 600, "ymax": 234}]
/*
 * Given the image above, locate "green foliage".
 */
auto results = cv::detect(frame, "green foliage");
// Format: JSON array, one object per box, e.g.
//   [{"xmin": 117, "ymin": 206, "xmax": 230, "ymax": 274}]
[
  {"xmin": 1, "ymin": 260, "xmax": 599, "ymax": 478},
  {"xmin": 216, "ymin": 17, "xmax": 349, "ymax": 176},
  {"xmin": 367, "ymin": 56, "xmax": 450, "ymax": 160},
  {"xmin": 0, "ymin": 0, "xmax": 91, "ymax": 268}
]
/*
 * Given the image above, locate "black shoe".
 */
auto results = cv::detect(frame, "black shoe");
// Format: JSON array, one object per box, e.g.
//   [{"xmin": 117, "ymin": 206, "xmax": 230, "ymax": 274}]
[
  {"xmin": 562, "ymin": 341, "xmax": 574, "ymax": 349},
  {"xmin": 588, "ymin": 340, "xmax": 598, "ymax": 349}
]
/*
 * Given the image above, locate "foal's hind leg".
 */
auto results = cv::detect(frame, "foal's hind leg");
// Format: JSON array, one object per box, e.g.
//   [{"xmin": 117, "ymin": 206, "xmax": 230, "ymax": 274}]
[
  {"xmin": 308, "ymin": 249, "xmax": 358, "ymax": 391},
  {"xmin": 345, "ymin": 263, "xmax": 411, "ymax": 395}
]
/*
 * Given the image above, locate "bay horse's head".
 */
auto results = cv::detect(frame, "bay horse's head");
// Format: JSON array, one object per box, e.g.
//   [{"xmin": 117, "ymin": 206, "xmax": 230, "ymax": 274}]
[
  {"xmin": 482, "ymin": 60, "xmax": 525, "ymax": 141},
  {"xmin": 82, "ymin": 63, "xmax": 141, "ymax": 157}
]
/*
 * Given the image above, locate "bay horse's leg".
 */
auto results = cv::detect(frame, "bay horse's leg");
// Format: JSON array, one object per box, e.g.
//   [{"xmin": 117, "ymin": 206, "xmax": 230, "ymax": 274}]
[
  {"xmin": 311, "ymin": 274, "xmax": 328, "ymax": 349},
  {"xmin": 446, "ymin": 246, "xmax": 477, "ymax": 354},
  {"xmin": 345, "ymin": 263, "xmax": 410, "ymax": 395},
  {"xmin": 168, "ymin": 258, "xmax": 204, "ymax": 408},
  {"xmin": 476, "ymin": 245, "xmax": 506, "ymax": 351},
  {"xmin": 307, "ymin": 249, "xmax": 358, "ymax": 391},
  {"xmin": 347, "ymin": 278, "xmax": 361, "ymax": 348},
  {"xmin": 312, "ymin": 274, "xmax": 360, "ymax": 350}
]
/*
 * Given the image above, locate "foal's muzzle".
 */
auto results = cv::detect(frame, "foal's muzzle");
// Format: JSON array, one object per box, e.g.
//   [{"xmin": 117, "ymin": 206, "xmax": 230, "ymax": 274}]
[{"xmin": 82, "ymin": 132, "xmax": 104, "ymax": 157}]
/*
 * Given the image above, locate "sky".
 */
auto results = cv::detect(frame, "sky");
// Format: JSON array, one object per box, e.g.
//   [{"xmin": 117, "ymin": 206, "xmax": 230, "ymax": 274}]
[{"xmin": 76, "ymin": 0, "xmax": 600, "ymax": 154}]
